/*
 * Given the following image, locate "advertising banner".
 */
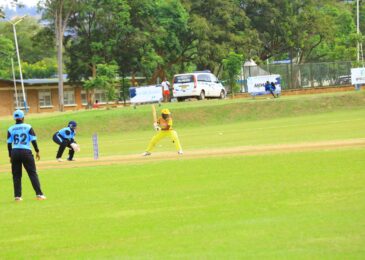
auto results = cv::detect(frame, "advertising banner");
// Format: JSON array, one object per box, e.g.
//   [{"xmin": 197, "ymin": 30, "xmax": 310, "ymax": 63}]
[
  {"xmin": 247, "ymin": 74, "xmax": 281, "ymax": 95},
  {"xmin": 351, "ymin": 68, "xmax": 365, "ymax": 85},
  {"xmin": 129, "ymin": 85, "xmax": 163, "ymax": 104}
]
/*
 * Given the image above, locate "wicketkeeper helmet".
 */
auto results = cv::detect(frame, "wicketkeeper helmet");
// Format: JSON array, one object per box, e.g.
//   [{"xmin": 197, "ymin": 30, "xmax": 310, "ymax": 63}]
[{"xmin": 68, "ymin": 120, "xmax": 77, "ymax": 129}]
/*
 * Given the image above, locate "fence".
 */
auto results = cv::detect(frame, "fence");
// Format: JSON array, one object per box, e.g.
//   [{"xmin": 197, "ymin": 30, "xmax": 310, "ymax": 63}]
[{"xmin": 242, "ymin": 61, "xmax": 353, "ymax": 91}]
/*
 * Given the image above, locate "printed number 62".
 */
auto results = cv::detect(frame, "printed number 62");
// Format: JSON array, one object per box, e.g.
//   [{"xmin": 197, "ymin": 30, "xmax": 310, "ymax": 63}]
[{"xmin": 14, "ymin": 134, "xmax": 27, "ymax": 145}]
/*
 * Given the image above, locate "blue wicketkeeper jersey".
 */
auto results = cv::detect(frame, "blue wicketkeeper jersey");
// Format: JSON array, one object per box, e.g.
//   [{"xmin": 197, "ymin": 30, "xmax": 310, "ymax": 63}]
[
  {"xmin": 7, "ymin": 123, "xmax": 37, "ymax": 150},
  {"xmin": 58, "ymin": 127, "xmax": 76, "ymax": 140}
]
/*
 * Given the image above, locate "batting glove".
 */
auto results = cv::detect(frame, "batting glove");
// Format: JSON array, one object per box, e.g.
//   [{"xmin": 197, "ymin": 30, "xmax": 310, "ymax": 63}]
[{"xmin": 153, "ymin": 122, "xmax": 161, "ymax": 131}]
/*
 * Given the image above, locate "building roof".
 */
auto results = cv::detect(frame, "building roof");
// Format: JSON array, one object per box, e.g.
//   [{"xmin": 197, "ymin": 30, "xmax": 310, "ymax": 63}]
[
  {"xmin": 0, "ymin": 76, "xmax": 68, "ymax": 85},
  {"xmin": 15, "ymin": 78, "xmax": 69, "ymax": 85},
  {"xmin": 0, "ymin": 75, "xmax": 144, "ymax": 86}
]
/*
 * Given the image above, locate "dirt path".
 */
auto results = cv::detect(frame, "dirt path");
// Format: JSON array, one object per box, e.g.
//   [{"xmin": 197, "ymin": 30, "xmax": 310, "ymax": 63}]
[{"xmin": 0, "ymin": 138, "xmax": 364, "ymax": 173}]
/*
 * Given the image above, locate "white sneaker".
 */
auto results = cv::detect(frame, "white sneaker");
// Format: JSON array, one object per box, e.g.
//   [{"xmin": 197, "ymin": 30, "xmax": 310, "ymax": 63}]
[
  {"xmin": 36, "ymin": 195, "xmax": 47, "ymax": 200},
  {"xmin": 178, "ymin": 150, "xmax": 183, "ymax": 155},
  {"xmin": 14, "ymin": 197, "xmax": 23, "ymax": 201},
  {"xmin": 143, "ymin": 152, "xmax": 151, "ymax": 156},
  {"xmin": 57, "ymin": 158, "xmax": 63, "ymax": 162}
]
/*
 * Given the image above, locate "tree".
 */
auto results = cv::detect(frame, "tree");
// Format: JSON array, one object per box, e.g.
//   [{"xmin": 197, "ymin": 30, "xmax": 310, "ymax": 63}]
[
  {"xmin": 37, "ymin": 0, "xmax": 364, "ymax": 96},
  {"xmin": 223, "ymin": 51, "xmax": 243, "ymax": 97},
  {"xmin": 292, "ymin": 2, "xmax": 337, "ymax": 64},
  {"xmin": 17, "ymin": 58, "xmax": 57, "ymax": 79},
  {"xmin": 182, "ymin": 0, "xmax": 257, "ymax": 75},
  {"xmin": 242, "ymin": 0, "xmax": 295, "ymax": 61},
  {"xmin": 0, "ymin": 17, "xmax": 55, "ymax": 63},
  {"xmin": 309, "ymin": 4, "xmax": 357, "ymax": 62},
  {"xmin": 241, "ymin": 0, "xmax": 340, "ymax": 63},
  {"xmin": 113, "ymin": 0, "xmax": 192, "ymax": 84},
  {"xmin": 65, "ymin": 0, "xmax": 130, "ymax": 107},
  {"xmin": 144, "ymin": 0, "xmax": 191, "ymax": 82},
  {"xmin": 41, "ymin": 0, "xmax": 76, "ymax": 112},
  {"xmin": 0, "ymin": 37, "xmax": 14, "ymax": 79},
  {"xmin": 350, "ymin": 0, "xmax": 365, "ymax": 62},
  {"xmin": 83, "ymin": 63, "xmax": 119, "ymax": 108}
]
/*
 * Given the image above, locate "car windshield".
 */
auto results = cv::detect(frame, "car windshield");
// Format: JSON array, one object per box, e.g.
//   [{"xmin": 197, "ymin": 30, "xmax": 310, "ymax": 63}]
[{"xmin": 174, "ymin": 75, "xmax": 194, "ymax": 83}]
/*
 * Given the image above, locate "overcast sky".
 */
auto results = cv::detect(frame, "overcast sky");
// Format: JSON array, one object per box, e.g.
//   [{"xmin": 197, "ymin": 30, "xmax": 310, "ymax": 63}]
[{"xmin": 0, "ymin": 0, "xmax": 39, "ymax": 9}]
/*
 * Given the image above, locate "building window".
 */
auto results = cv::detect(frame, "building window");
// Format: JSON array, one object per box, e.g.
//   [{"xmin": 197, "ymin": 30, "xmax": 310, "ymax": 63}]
[
  {"xmin": 95, "ymin": 89, "xmax": 107, "ymax": 103},
  {"xmin": 39, "ymin": 90, "xmax": 52, "ymax": 107},
  {"xmin": 64, "ymin": 89, "xmax": 75, "ymax": 105},
  {"xmin": 14, "ymin": 90, "xmax": 29, "ymax": 109},
  {"xmin": 81, "ymin": 89, "xmax": 108, "ymax": 105},
  {"xmin": 81, "ymin": 91, "xmax": 87, "ymax": 105}
]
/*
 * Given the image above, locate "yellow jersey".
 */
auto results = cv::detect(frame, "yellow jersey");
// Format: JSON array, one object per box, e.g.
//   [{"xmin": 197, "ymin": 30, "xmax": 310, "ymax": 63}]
[{"xmin": 158, "ymin": 117, "xmax": 173, "ymax": 130}]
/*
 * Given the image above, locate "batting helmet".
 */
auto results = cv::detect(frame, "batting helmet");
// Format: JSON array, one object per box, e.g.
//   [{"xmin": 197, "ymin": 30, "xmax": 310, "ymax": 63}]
[
  {"xmin": 68, "ymin": 121, "xmax": 77, "ymax": 129},
  {"xmin": 13, "ymin": 109, "xmax": 24, "ymax": 120},
  {"xmin": 161, "ymin": 108, "xmax": 171, "ymax": 115}
]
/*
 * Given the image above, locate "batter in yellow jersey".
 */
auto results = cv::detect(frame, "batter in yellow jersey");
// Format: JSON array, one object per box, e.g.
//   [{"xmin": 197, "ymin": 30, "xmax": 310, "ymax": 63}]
[{"xmin": 143, "ymin": 108, "xmax": 183, "ymax": 156}]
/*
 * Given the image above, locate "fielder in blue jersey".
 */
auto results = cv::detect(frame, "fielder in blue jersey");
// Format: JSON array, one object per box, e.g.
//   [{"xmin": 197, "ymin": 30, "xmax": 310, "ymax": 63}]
[
  {"xmin": 53, "ymin": 121, "xmax": 77, "ymax": 161},
  {"xmin": 7, "ymin": 110, "xmax": 46, "ymax": 201}
]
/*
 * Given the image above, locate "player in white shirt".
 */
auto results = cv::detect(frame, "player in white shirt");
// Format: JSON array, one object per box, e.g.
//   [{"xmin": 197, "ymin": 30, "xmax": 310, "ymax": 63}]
[{"xmin": 161, "ymin": 77, "xmax": 171, "ymax": 102}]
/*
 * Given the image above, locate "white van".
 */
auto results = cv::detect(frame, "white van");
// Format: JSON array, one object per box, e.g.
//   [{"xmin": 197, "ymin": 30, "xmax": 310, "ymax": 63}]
[{"xmin": 172, "ymin": 71, "xmax": 226, "ymax": 101}]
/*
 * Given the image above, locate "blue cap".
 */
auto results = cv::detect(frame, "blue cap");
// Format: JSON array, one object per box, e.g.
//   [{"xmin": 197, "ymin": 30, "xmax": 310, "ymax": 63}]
[{"xmin": 13, "ymin": 110, "xmax": 24, "ymax": 119}]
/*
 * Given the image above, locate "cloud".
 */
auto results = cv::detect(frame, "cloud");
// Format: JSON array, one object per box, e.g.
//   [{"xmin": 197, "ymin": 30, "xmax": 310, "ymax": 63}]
[
  {"xmin": 0, "ymin": 0, "xmax": 39, "ymax": 10},
  {"xmin": 19, "ymin": 0, "xmax": 40, "ymax": 7}
]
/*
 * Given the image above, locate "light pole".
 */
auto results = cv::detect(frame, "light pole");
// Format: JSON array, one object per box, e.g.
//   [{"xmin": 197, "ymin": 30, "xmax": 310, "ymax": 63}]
[
  {"xmin": 354, "ymin": 0, "xmax": 363, "ymax": 91},
  {"xmin": 357, "ymin": 0, "xmax": 360, "ymax": 63},
  {"xmin": 9, "ymin": 15, "xmax": 27, "ymax": 111},
  {"xmin": 0, "ymin": 50, "xmax": 19, "ymax": 108},
  {"xmin": 11, "ymin": 58, "xmax": 19, "ymax": 108}
]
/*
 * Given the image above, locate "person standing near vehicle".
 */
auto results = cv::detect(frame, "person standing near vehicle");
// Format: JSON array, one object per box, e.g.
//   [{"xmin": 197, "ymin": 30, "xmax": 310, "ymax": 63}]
[
  {"xmin": 53, "ymin": 121, "xmax": 78, "ymax": 162},
  {"xmin": 7, "ymin": 110, "xmax": 46, "ymax": 201},
  {"xmin": 143, "ymin": 108, "xmax": 183, "ymax": 156},
  {"xmin": 161, "ymin": 77, "xmax": 171, "ymax": 102}
]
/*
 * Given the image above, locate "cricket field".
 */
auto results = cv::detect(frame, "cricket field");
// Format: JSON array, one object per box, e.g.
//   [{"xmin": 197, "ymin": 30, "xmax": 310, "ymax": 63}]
[{"xmin": 0, "ymin": 91, "xmax": 364, "ymax": 259}]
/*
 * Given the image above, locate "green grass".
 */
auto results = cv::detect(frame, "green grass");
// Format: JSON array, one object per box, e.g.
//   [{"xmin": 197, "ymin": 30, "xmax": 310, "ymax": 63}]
[
  {"xmin": 0, "ymin": 107, "xmax": 363, "ymax": 163},
  {"xmin": 0, "ymin": 149, "xmax": 364, "ymax": 258},
  {"xmin": 0, "ymin": 91, "xmax": 364, "ymax": 258},
  {"xmin": 0, "ymin": 91, "xmax": 364, "ymax": 138}
]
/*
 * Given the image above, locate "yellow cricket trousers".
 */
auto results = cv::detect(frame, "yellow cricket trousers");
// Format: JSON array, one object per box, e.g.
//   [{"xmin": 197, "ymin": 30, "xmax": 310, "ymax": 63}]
[{"xmin": 146, "ymin": 130, "xmax": 182, "ymax": 152}]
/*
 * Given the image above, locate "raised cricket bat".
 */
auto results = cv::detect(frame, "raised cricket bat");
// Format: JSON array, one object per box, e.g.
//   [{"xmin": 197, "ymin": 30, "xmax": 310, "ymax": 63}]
[{"xmin": 151, "ymin": 104, "xmax": 157, "ymax": 123}]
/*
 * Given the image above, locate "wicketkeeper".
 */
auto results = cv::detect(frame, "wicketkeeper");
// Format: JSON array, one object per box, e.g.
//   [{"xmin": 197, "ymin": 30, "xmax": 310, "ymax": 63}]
[
  {"xmin": 53, "ymin": 121, "xmax": 79, "ymax": 162},
  {"xmin": 7, "ymin": 110, "xmax": 46, "ymax": 201},
  {"xmin": 143, "ymin": 108, "xmax": 183, "ymax": 156}
]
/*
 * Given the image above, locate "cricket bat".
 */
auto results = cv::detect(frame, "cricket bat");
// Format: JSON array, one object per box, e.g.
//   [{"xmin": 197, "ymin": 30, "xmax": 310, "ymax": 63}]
[{"xmin": 151, "ymin": 104, "xmax": 157, "ymax": 123}]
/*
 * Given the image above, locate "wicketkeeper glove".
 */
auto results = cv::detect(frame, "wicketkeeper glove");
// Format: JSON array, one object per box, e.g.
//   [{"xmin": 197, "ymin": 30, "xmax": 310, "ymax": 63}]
[
  {"xmin": 70, "ymin": 142, "xmax": 80, "ymax": 152},
  {"xmin": 153, "ymin": 122, "xmax": 161, "ymax": 131}
]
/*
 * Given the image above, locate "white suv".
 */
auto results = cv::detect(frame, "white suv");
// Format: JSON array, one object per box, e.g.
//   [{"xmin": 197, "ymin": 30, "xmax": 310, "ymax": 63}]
[{"xmin": 172, "ymin": 71, "xmax": 226, "ymax": 101}]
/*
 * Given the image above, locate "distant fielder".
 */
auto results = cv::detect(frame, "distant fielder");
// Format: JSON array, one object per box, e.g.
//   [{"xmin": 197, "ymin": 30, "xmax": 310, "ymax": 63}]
[
  {"xmin": 143, "ymin": 107, "xmax": 183, "ymax": 156},
  {"xmin": 7, "ymin": 110, "xmax": 46, "ymax": 201},
  {"xmin": 53, "ymin": 121, "xmax": 80, "ymax": 162}
]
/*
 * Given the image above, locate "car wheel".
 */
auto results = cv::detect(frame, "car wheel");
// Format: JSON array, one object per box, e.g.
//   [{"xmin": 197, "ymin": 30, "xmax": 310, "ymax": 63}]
[
  {"xmin": 198, "ymin": 90, "xmax": 205, "ymax": 100},
  {"xmin": 177, "ymin": 97, "xmax": 184, "ymax": 102},
  {"xmin": 219, "ymin": 90, "xmax": 225, "ymax": 99}
]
